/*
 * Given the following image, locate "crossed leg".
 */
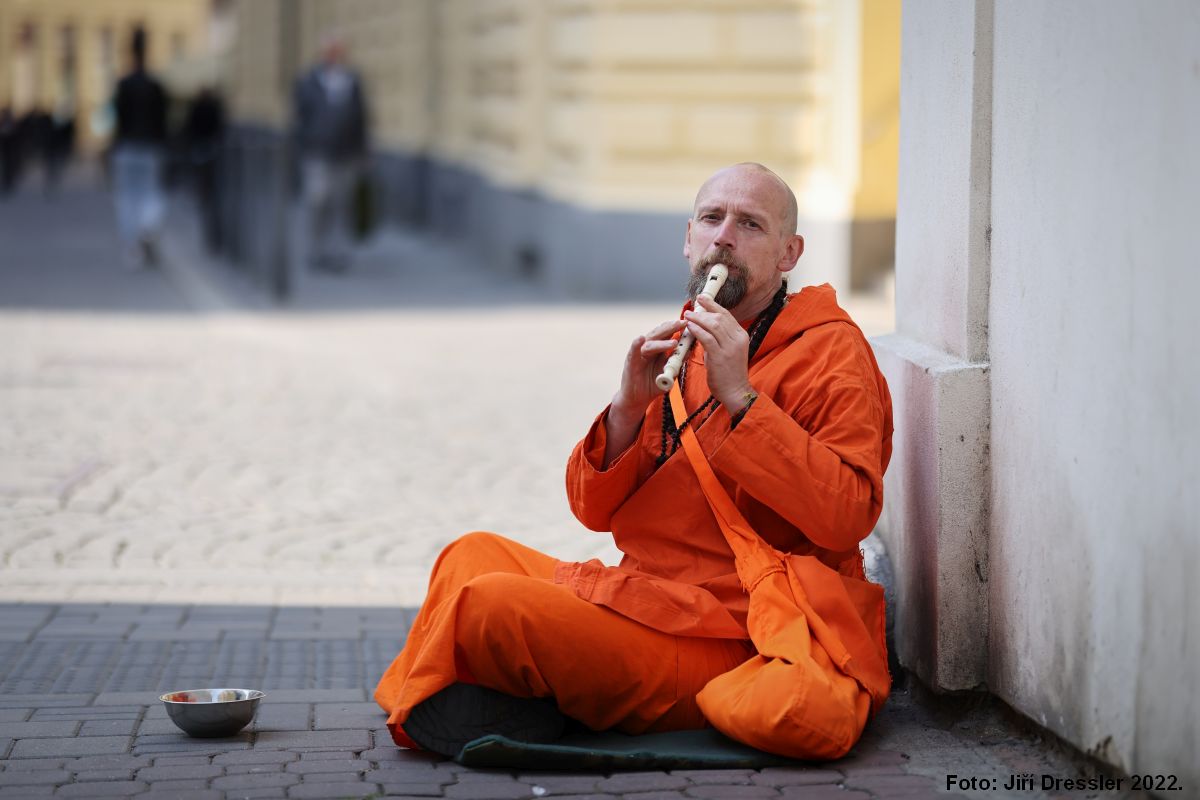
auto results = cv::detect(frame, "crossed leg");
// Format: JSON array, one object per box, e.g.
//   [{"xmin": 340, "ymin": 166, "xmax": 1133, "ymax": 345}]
[{"xmin": 374, "ymin": 532, "xmax": 753, "ymax": 749}]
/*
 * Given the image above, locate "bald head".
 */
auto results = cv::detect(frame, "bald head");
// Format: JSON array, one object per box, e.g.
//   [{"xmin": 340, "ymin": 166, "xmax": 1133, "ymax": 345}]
[
  {"xmin": 694, "ymin": 163, "xmax": 798, "ymax": 238},
  {"xmin": 320, "ymin": 34, "xmax": 347, "ymax": 65}
]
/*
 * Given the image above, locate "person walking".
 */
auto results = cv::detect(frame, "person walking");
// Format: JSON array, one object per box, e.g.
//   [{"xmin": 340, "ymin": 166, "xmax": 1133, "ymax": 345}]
[
  {"xmin": 183, "ymin": 87, "xmax": 225, "ymax": 253},
  {"xmin": 292, "ymin": 35, "xmax": 369, "ymax": 273},
  {"xmin": 110, "ymin": 26, "xmax": 168, "ymax": 269}
]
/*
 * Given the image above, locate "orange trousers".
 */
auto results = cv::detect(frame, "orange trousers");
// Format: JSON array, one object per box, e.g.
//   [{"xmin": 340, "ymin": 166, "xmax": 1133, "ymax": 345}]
[{"xmin": 374, "ymin": 532, "xmax": 755, "ymax": 749}]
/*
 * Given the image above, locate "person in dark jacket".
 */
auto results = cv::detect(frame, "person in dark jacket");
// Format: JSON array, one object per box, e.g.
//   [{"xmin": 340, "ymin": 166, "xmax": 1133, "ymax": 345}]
[
  {"xmin": 183, "ymin": 87, "xmax": 225, "ymax": 253},
  {"xmin": 111, "ymin": 26, "xmax": 168, "ymax": 269},
  {"xmin": 293, "ymin": 35, "xmax": 369, "ymax": 272},
  {"xmin": 0, "ymin": 106, "xmax": 18, "ymax": 196}
]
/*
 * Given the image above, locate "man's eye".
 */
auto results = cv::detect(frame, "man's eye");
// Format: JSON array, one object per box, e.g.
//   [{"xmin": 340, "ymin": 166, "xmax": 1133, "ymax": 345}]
[{"xmin": 742, "ymin": 220, "xmax": 760, "ymax": 229}]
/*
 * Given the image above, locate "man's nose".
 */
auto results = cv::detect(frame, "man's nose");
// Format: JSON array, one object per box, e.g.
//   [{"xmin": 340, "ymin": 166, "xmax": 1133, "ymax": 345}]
[{"xmin": 713, "ymin": 217, "xmax": 738, "ymax": 249}]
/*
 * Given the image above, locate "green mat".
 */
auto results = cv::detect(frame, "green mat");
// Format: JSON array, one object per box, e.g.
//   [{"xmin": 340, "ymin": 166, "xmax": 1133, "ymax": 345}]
[{"xmin": 455, "ymin": 728, "xmax": 799, "ymax": 770}]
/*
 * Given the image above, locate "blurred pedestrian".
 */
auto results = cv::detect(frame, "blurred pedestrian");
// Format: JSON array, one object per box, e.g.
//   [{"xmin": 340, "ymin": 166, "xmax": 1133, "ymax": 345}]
[
  {"xmin": 43, "ymin": 103, "xmax": 76, "ymax": 197},
  {"xmin": 183, "ymin": 87, "xmax": 225, "ymax": 253},
  {"xmin": 292, "ymin": 34, "xmax": 369, "ymax": 273},
  {"xmin": 22, "ymin": 108, "xmax": 53, "ymax": 195},
  {"xmin": 0, "ymin": 106, "xmax": 19, "ymax": 197},
  {"xmin": 111, "ymin": 26, "xmax": 168, "ymax": 269}
]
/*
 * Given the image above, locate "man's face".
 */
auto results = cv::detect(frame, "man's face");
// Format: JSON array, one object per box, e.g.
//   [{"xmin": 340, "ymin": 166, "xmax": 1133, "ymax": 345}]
[
  {"xmin": 683, "ymin": 167, "xmax": 802, "ymax": 317},
  {"xmin": 322, "ymin": 41, "xmax": 347, "ymax": 66}
]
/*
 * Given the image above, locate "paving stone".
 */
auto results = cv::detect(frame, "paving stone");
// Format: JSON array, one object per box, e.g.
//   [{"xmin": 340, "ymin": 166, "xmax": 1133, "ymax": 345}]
[
  {"xmin": 0, "ymin": 786, "xmax": 56, "ymax": 797},
  {"xmin": 376, "ymin": 782, "xmax": 445, "ymax": 797},
  {"xmin": 137, "ymin": 718, "xmax": 189, "ymax": 736},
  {"xmin": 445, "ymin": 771, "xmax": 516, "ymax": 783},
  {"xmin": 92, "ymin": 694, "xmax": 159, "ymax": 707},
  {"xmin": 443, "ymin": 782, "xmax": 535, "ymax": 800},
  {"xmin": 669, "ymin": 771, "xmax": 753, "ymax": 785},
  {"xmin": 368, "ymin": 767, "xmax": 451, "ymax": 783},
  {"xmin": 837, "ymin": 749, "xmax": 909, "ymax": 774},
  {"xmin": 360, "ymin": 748, "xmax": 442, "ymax": 767},
  {"xmin": 252, "ymin": 731, "xmax": 371, "ymax": 750},
  {"xmin": 258, "ymin": 691, "xmax": 365, "ymax": 704},
  {"xmin": 750, "ymin": 769, "xmax": 841, "ymax": 787},
  {"xmin": 252, "ymin": 704, "xmax": 311, "ymax": 733},
  {"xmin": 65, "ymin": 756, "xmax": 152, "ymax": 772},
  {"xmin": 71, "ymin": 769, "xmax": 134, "ymax": 782},
  {"xmin": 596, "ymin": 774, "xmax": 690, "ymax": 794},
  {"xmin": 0, "ymin": 770, "xmax": 72, "ymax": 786},
  {"xmin": 136, "ymin": 765, "xmax": 223, "ymax": 781},
  {"xmin": 135, "ymin": 735, "xmax": 247, "ymax": 747},
  {"xmin": 0, "ymin": 710, "xmax": 31, "ymax": 722},
  {"xmin": 286, "ymin": 782, "xmax": 378, "ymax": 799},
  {"xmin": 843, "ymin": 773, "xmax": 941, "ymax": 796},
  {"xmin": 285, "ymin": 760, "xmax": 370, "ymax": 775},
  {"xmin": 142, "ymin": 780, "xmax": 211, "ymax": 791},
  {"xmin": 227, "ymin": 764, "xmax": 290, "ymax": 775},
  {"xmin": 54, "ymin": 780, "xmax": 148, "ymax": 797},
  {"xmin": 212, "ymin": 772, "xmax": 300, "ymax": 790},
  {"xmin": 10, "ymin": 737, "xmax": 130, "ymax": 759},
  {"xmin": 778, "ymin": 789, "xmax": 870, "ymax": 800},
  {"xmin": 312, "ymin": 703, "xmax": 385, "ymax": 730},
  {"xmin": 297, "ymin": 751, "xmax": 361, "ymax": 761},
  {"xmin": 218, "ymin": 790, "xmax": 286, "ymax": 799},
  {"xmin": 0, "ymin": 760, "xmax": 66, "ymax": 771},
  {"xmin": 213, "ymin": 751, "xmax": 298, "ymax": 766},
  {"xmin": 137, "ymin": 791, "xmax": 222, "ymax": 800},
  {"xmin": 0, "ymin": 696, "xmax": 93, "ymax": 709},
  {"xmin": 148, "ymin": 756, "xmax": 214, "ymax": 767},
  {"xmin": 79, "ymin": 720, "xmax": 139, "ymax": 737},
  {"xmin": 617, "ymin": 793, "xmax": 687, "ymax": 800},
  {"xmin": 134, "ymin": 741, "xmax": 251, "ymax": 757},
  {"xmin": 33, "ymin": 711, "xmax": 139, "ymax": 721},
  {"xmin": 682, "ymin": 786, "xmax": 780, "ymax": 799},
  {"xmin": 299, "ymin": 772, "xmax": 367, "ymax": 784},
  {"xmin": 513, "ymin": 775, "xmax": 601, "ymax": 793}
]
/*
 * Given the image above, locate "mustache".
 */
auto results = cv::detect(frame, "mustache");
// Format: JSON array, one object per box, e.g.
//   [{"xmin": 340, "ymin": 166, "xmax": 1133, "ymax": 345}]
[
  {"xmin": 694, "ymin": 248, "xmax": 747, "ymax": 276},
  {"xmin": 687, "ymin": 248, "xmax": 748, "ymax": 308}
]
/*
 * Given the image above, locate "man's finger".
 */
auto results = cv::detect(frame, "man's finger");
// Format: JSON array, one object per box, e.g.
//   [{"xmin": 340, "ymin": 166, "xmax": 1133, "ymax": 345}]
[
  {"xmin": 686, "ymin": 321, "xmax": 718, "ymax": 350},
  {"xmin": 645, "ymin": 319, "xmax": 687, "ymax": 340},
  {"xmin": 683, "ymin": 309, "xmax": 722, "ymax": 337},
  {"xmin": 694, "ymin": 294, "xmax": 729, "ymax": 313},
  {"xmin": 640, "ymin": 339, "xmax": 677, "ymax": 358}
]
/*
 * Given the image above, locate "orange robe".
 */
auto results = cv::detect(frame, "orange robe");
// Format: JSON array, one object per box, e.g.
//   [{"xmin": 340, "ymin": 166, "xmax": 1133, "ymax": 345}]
[{"xmin": 375, "ymin": 284, "xmax": 893, "ymax": 749}]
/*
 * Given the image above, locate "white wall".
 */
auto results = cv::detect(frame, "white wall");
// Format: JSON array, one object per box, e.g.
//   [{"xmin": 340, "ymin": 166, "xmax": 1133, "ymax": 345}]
[
  {"xmin": 881, "ymin": 0, "xmax": 1199, "ymax": 785},
  {"xmin": 873, "ymin": 0, "xmax": 991, "ymax": 692},
  {"xmin": 987, "ymin": 1, "xmax": 1199, "ymax": 779}
]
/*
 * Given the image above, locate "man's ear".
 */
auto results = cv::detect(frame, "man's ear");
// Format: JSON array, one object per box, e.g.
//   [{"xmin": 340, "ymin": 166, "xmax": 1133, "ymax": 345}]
[
  {"xmin": 683, "ymin": 219, "xmax": 693, "ymax": 259},
  {"xmin": 779, "ymin": 234, "xmax": 804, "ymax": 271}
]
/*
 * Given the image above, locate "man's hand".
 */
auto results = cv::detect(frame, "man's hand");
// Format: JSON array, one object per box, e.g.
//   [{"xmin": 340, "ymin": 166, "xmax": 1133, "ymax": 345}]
[
  {"xmin": 684, "ymin": 294, "xmax": 755, "ymax": 412},
  {"xmin": 602, "ymin": 318, "xmax": 686, "ymax": 468}
]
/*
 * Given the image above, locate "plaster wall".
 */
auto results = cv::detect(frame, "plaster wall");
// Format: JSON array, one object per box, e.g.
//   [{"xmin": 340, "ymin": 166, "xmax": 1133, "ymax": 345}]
[
  {"xmin": 872, "ymin": 0, "xmax": 991, "ymax": 691},
  {"xmin": 892, "ymin": 1, "xmax": 989, "ymax": 363},
  {"xmin": 986, "ymin": 2, "xmax": 1198, "ymax": 780}
]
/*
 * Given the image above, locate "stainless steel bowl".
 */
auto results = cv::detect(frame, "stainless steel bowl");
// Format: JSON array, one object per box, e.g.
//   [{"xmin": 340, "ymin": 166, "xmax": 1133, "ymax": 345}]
[{"xmin": 160, "ymin": 688, "xmax": 264, "ymax": 738}]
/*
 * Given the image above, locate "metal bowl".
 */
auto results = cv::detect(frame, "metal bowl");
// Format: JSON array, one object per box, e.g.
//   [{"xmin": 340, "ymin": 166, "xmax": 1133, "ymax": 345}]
[{"xmin": 160, "ymin": 688, "xmax": 264, "ymax": 738}]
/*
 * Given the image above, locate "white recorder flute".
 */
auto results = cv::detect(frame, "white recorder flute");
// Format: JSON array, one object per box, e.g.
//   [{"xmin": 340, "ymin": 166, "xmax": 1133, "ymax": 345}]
[{"xmin": 654, "ymin": 263, "xmax": 729, "ymax": 391}]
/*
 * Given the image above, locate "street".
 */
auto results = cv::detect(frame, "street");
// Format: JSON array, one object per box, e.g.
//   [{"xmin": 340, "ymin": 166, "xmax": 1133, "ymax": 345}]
[{"xmin": 0, "ymin": 169, "xmax": 1130, "ymax": 800}]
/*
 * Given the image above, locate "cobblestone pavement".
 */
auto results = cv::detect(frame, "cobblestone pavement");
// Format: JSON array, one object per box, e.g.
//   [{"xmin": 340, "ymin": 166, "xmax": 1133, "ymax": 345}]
[
  {"xmin": 0, "ymin": 173, "xmax": 1139, "ymax": 799},
  {"xmin": 0, "ymin": 603, "xmax": 1141, "ymax": 800}
]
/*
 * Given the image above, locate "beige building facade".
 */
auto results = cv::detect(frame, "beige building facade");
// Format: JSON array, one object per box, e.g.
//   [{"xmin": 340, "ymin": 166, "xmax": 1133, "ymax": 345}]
[
  {"xmin": 0, "ymin": 0, "xmax": 215, "ymax": 152},
  {"xmin": 226, "ymin": 0, "xmax": 899, "ymax": 298}
]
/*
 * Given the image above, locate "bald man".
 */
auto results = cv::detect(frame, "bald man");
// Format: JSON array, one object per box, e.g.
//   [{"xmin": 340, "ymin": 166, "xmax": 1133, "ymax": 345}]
[{"xmin": 375, "ymin": 163, "xmax": 893, "ymax": 757}]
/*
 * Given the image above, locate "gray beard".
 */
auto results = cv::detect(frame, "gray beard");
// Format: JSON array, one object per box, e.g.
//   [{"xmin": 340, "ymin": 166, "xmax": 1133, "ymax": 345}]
[{"xmin": 686, "ymin": 253, "xmax": 748, "ymax": 309}]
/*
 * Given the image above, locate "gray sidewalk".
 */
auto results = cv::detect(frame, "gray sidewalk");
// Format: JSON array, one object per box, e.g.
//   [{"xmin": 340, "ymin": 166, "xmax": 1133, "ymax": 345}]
[
  {"xmin": 0, "ymin": 168, "xmax": 1140, "ymax": 799},
  {"xmin": 0, "ymin": 602, "xmax": 1094, "ymax": 800}
]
